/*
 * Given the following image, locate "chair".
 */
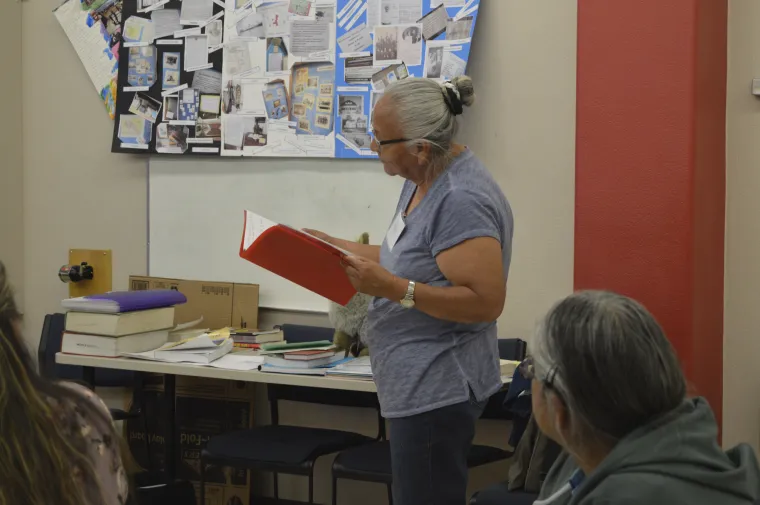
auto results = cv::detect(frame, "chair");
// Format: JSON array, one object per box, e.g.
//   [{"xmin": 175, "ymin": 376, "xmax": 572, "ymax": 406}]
[
  {"xmin": 469, "ymin": 482, "xmax": 537, "ymax": 505},
  {"xmin": 39, "ymin": 313, "xmax": 153, "ymax": 472},
  {"xmin": 331, "ymin": 338, "xmax": 528, "ymax": 505},
  {"xmin": 128, "ymin": 476, "xmax": 197, "ymax": 505},
  {"xmin": 199, "ymin": 324, "xmax": 381, "ymax": 504},
  {"xmin": 480, "ymin": 338, "xmax": 528, "ymax": 420},
  {"xmin": 498, "ymin": 338, "xmax": 527, "ymax": 364},
  {"xmin": 38, "ymin": 313, "xmax": 141, "ymax": 421},
  {"xmin": 278, "ymin": 323, "xmax": 335, "ymax": 343},
  {"xmin": 200, "ymin": 384, "xmax": 383, "ymax": 504}
]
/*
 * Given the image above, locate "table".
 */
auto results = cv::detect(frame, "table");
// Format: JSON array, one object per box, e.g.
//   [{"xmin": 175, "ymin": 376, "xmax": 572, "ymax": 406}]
[
  {"xmin": 56, "ymin": 353, "xmax": 380, "ymax": 392},
  {"xmin": 57, "ymin": 352, "xmax": 380, "ymax": 484},
  {"xmin": 56, "ymin": 353, "xmax": 512, "ymax": 485}
]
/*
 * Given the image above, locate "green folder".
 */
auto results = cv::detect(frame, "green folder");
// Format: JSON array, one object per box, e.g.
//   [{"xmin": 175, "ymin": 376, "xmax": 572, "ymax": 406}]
[{"xmin": 260, "ymin": 340, "xmax": 334, "ymax": 352}]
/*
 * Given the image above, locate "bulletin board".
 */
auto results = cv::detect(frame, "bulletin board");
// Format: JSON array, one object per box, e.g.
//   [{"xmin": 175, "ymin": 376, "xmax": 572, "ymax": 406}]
[{"xmin": 107, "ymin": 0, "xmax": 480, "ymax": 158}]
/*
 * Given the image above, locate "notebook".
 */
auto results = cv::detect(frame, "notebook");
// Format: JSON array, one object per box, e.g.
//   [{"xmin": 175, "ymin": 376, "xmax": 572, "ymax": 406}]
[
  {"xmin": 239, "ymin": 210, "xmax": 357, "ymax": 306},
  {"xmin": 259, "ymin": 340, "xmax": 334, "ymax": 353},
  {"xmin": 61, "ymin": 330, "xmax": 170, "ymax": 358},
  {"xmin": 62, "ymin": 289, "xmax": 187, "ymax": 314},
  {"xmin": 263, "ymin": 353, "xmax": 342, "ymax": 369},
  {"xmin": 123, "ymin": 334, "xmax": 233, "ymax": 364},
  {"xmin": 64, "ymin": 307, "xmax": 176, "ymax": 337}
]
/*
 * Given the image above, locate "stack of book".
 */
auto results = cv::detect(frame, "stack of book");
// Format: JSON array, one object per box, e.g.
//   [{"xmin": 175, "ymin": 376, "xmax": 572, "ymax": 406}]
[
  {"xmin": 258, "ymin": 340, "xmax": 350, "ymax": 375},
  {"xmin": 122, "ymin": 333, "xmax": 233, "ymax": 364},
  {"xmin": 60, "ymin": 290, "xmax": 187, "ymax": 358},
  {"xmin": 325, "ymin": 356, "xmax": 373, "ymax": 380},
  {"xmin": 230, "ymin": 328, "xmax": 285, "ymax": 350}
]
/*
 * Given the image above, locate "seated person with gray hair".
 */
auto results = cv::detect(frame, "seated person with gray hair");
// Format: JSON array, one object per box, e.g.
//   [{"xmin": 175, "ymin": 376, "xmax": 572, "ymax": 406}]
[{"xmin": 527, "ymin": 291, "xmax": 759, "ymax": 505}]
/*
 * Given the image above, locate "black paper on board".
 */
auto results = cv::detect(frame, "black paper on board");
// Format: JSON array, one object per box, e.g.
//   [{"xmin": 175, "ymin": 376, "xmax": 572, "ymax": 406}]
[{"xmin": 111, "ymin": 0, "xmax": 225, "ymax": 156}]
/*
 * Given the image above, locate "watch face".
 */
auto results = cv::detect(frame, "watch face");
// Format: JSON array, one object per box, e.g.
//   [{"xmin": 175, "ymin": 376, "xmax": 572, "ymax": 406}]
[{"xmin": 400, "ymin": 298, "xmax": 415, "ymax": 309}]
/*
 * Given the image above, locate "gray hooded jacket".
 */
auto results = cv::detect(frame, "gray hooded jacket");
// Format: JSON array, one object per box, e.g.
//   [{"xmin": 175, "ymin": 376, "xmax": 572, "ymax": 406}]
[{"xmin": 537, "ymin": 398, "xmax": 760, "ymax": 505}]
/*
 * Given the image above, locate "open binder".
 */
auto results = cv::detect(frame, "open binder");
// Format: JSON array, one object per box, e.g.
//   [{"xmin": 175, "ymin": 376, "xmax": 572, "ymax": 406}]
[{"xmin": 239, "ymin": 210, "xmax": 357, "ymax": 305}]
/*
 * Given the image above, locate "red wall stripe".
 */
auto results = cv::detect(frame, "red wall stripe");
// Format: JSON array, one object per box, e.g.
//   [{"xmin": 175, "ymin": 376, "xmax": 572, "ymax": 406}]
[{"xmin": 575, "ymin": 0, "xmax": 726, "ymax": 425}]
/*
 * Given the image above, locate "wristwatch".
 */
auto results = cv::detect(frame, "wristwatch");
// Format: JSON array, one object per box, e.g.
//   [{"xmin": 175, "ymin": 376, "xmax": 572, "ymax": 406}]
[{"xmin": 400, "ymin": 280, "xmax": 416, "ymax": 309}]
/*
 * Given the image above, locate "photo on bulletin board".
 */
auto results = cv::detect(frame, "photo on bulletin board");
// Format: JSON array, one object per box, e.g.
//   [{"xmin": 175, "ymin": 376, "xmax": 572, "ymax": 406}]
[
  {"xmin": 110, "ymin": 0, "xmax": 225, "ymax": 155},
  {"xmin": 333, "ymin": 0, "xmax": 480, "ymax": 159},
  {"xmin": 290, "ymin": 62, "xmax": 336, "ymax": 136}
]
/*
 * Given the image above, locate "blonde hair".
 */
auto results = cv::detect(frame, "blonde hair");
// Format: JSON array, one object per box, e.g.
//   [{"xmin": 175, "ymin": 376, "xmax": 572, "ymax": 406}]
[{"xmin": 0, "ymin": 261, "xmax": 111, "ymax": 505}]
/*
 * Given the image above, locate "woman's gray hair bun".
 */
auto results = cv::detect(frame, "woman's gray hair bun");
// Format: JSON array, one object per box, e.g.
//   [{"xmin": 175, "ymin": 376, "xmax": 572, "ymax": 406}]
[{"xmin": 451, "ymin": 75, "xmax": 475, "ymax": 107}]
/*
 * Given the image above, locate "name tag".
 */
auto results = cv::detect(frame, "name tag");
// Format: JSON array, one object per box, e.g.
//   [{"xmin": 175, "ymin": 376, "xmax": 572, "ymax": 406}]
[{"xmin": 386, "ymin": 213, "xmax": 406, "ymax": 251}]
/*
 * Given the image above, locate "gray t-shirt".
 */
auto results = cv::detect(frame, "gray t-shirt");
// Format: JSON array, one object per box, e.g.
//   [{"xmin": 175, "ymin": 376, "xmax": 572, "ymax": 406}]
[{"xmin": 366, "ymin": 149, "xmax": 514, "ymax": 418}]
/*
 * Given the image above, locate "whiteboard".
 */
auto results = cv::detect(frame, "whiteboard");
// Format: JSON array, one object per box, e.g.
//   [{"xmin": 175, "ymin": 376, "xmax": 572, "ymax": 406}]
[{"xmin": 148, "ymin": 157, "xmax": 403, "ymax": 312}]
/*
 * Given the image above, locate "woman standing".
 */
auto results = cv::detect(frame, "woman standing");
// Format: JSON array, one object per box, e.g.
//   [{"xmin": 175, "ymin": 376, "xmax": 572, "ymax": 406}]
[{"xmin": 306, "ymin": 75, "xmax": 513, "ymax": 505}]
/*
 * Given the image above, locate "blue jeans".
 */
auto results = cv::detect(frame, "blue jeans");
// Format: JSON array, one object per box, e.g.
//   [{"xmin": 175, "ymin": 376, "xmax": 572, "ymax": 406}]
[{"xmin": 389, "ymin": 394, "xmax": 486, "ymax": 505}]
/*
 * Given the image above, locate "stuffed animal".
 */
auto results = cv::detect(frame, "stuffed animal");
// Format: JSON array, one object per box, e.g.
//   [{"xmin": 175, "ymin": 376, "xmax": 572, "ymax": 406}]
[{"xmin": 329, "ymin": 232, "xmax": 372, "ymax": 357}]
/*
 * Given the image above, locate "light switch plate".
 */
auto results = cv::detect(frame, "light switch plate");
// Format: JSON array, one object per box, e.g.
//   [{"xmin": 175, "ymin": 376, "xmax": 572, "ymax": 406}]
[{"xmin": 753, "ymin": 79, "xmax": 760, "ymax": 96}]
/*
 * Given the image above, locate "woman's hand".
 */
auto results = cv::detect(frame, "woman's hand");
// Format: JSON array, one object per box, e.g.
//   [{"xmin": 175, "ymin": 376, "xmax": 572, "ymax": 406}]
[{"xmin": 342, "ymin": 255, "xmax": 405, "ymax": 300}]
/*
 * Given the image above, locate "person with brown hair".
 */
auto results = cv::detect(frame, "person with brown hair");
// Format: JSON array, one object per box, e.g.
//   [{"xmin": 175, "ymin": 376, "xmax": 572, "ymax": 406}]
[{"xmin": 0, "ymin": 261, "xmax": 129, "ymax": 505}]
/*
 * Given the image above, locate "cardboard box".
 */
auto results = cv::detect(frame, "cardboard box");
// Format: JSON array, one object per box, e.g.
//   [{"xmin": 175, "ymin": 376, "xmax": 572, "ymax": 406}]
[
  {"xmin": 129, "ymin": 276, "xmax": 260, "ymax": 331},
  {"xmin": 176, "ymin": 377, "xmax": 255, "ymax": 505},
  {"xmin": 126, "ymin": 376, "xmax": 257, "ymax": 505}
]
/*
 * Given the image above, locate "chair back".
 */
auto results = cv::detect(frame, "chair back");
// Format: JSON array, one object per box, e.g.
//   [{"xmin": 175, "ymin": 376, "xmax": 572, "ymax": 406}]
[
  {"xmin": 498, "ymin": 338, "xmax": 527, "ymax": 361},
  {"xmin": 268, "ymin": 325, "xmax": 383, "ymax": 437},
  {"xmin": 268, "ymin": 383, "xmax": 384, "ymax": 439},
  {"xmin": 38, "ymin": 313, "xmax": 82, "ymax": 381},
  {"xmin": 480, "ymin": 338, "xmax": 527, "ymax": 420},
  {"xmin": 269, "ymin": 384, "xmax": 379, "ymax": 410},
  {"xmin": 280, "ymin": 324, "xmax": 335, "ymax": 343},
  {"xmin": 38, "ymin": 312, "xmax": 135, "ymax": 387},
  {"xmin": 133, "ymin": 479, "xmax": 196, "ymax": 505}
]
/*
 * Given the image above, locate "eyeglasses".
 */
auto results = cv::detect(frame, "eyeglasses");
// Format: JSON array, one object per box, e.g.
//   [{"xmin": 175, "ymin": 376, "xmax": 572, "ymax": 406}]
[
  {"xmin": 376, "ymin": 138, "xmax": 408, "ymax": 147},
  {"xmin": 370, "ymin": 132, "xmax": 408, "ymax": 153},
  {"xmin": 520, "ymin": 357, "xmax": 536, "ymax": 380},
  {"xmin": 520, "ymin": 357, "xmax": 558, "ymax": 388}
]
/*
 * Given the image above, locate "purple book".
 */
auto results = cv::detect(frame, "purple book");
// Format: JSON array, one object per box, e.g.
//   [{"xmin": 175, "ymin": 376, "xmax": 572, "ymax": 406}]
[{"xmin": 61, "ymin": 290, "xmax": 187, "ymax": 314}]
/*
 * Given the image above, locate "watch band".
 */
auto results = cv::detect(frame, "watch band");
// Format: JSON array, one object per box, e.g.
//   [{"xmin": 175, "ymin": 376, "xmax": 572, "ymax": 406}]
[{"xmin": 404, "ymin": 280, "xmax": 416, "ymax": 301}]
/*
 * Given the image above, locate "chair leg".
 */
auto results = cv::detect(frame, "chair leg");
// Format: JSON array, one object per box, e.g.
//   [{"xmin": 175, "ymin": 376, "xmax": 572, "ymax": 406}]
[
  {"xmin": 331, "ymin": 476, "xmax": 338, "ymax": 505},
  {"xmin": 387, "ymin": 484, "xmax": 393, "ymax": 505},
  {"xmin": 273, "ymin": 472, "xmax": 279, "ymax": 499},
  {"xmin": 199, "ymin": 457, "xmax": 206, "ymax": 505},
  {"xmin": 308, "ymin": 469, "xmax": 314, "ymax": 504}
]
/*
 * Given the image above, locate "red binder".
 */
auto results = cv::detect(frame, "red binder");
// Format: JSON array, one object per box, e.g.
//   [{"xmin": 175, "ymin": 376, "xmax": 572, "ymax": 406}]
[{"xmin": 239, "ymin": 210, "xmax": 357, "ymax": 306}]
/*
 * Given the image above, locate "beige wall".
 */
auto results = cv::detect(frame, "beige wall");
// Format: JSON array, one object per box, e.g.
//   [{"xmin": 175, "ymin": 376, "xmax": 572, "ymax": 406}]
[
  {"xmin": 460, "ymin": 1, "xmax": 577, "ymax": 340},
  {"xmin": 0, "ymin": 0, "xmax": 23, "ymax": 313},
  {"xmin": 20, "ymin": 0, "xmax": 577, "ymax": 502},
  {"xmin": 22, "ymin": 0, "xmax": 148, "ymax": 349},
  {"xmin": 724, "ymin": 0, "xmax": 760, "ymax": 452}
]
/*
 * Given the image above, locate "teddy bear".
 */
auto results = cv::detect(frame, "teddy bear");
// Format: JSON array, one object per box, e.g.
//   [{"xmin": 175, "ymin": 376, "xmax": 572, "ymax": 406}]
[{"xmin": 329, "ymin": 232, "xmax": 372, "ymax": 357}]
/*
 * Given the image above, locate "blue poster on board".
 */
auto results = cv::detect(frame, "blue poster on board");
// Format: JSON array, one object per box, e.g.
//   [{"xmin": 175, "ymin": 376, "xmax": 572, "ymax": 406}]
[
  {"xmin": 333, "ymin": 0, "xmax": 480, "ymax": 159},
  {"xmin": 290, "ymin": 62, "xmax": 336, "ymax": 137}
]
